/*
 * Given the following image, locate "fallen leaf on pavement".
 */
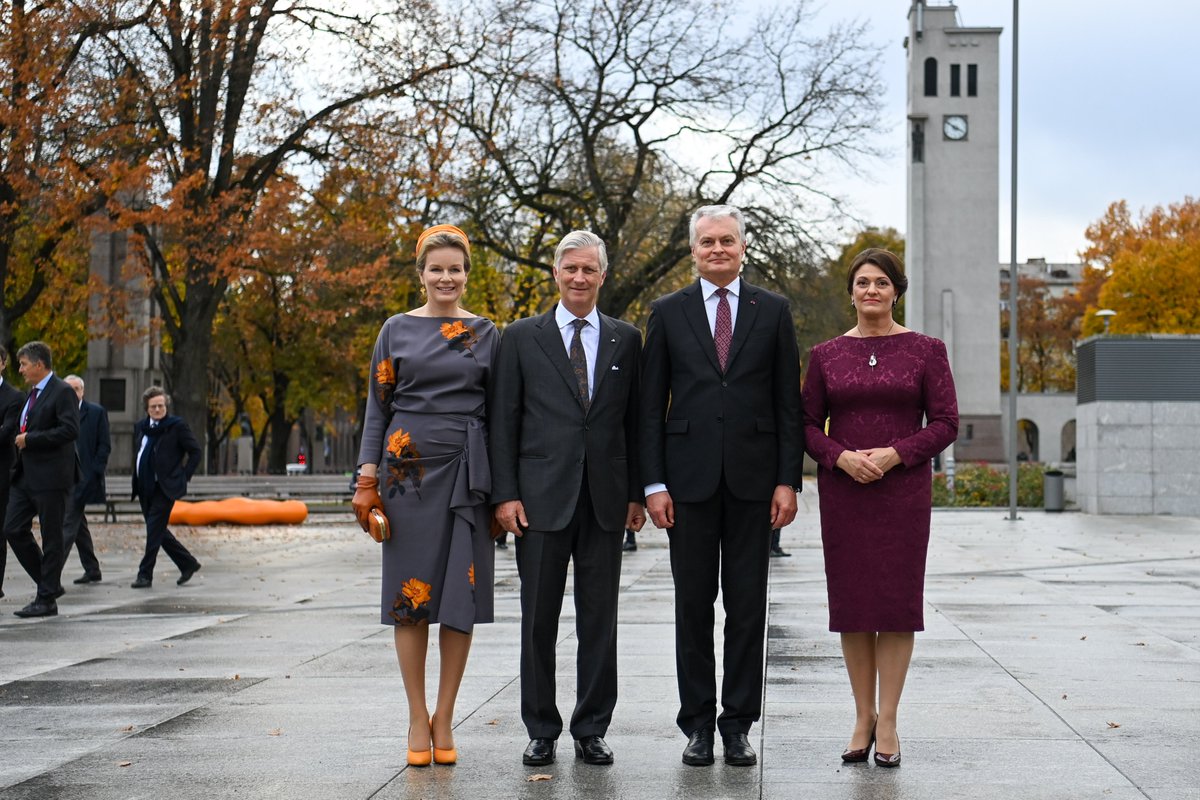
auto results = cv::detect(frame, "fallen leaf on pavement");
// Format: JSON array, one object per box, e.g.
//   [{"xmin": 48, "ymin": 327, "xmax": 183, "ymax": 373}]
[
  {"xmin": 1106, "ymin": 722, "xmax": 1121, "ymax": 729},
  {"xmin": 526, "ymin": 774, "xmax": 552, "ymax": 782},
  {"xmin": 269, "ymin": 728, "xmax": 283, "ymax": 736},
  {"xmin": 118, "ymin": 761, "xmax": 132, "ymax": 767},
  {"xmin": 119, "ymin": 725, "xmax": 134, "ymax": 732}
]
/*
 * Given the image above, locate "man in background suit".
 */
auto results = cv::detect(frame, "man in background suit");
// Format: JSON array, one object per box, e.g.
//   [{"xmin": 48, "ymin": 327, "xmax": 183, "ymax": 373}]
[
  {"xmin": 4, "ymin": 341, "xmax": 80, "ymax": 617},
  {"xmin": 489, "ymin": 230, "xmax": 645, "ymax": 767},
  {"xmin": 63, "ymin": 375, "xmax": 110, "ymax": 584},
  {"xmin": 640, "ymin": 205, "xmax": 803, "ymax": 767},
  {"xmin": 131, "ymin": 386, "xmax": 202, "ymax": 588},
  {"xmin": 0, "ymin": 346, "xmax": 28, "ymax": 601}
]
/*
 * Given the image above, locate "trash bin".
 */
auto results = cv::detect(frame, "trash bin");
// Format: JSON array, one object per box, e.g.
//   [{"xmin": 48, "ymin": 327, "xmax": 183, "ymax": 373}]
[{"xmin": 1043, "ymin": 469, "xmax": 1065, "ymax": 512}]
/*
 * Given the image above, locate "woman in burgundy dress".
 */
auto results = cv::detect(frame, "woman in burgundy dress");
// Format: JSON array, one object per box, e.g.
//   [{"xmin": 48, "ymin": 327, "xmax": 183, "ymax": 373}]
[{"xmin": 802, "ymin": 248, "xmax": 958, "ymax": 768}]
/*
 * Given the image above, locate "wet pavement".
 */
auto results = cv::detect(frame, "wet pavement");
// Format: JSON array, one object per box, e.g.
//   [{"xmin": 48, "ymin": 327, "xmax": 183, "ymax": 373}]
[{"xmin": 1, "ymin": 487, "xmax": 1197, "ymax": 799}]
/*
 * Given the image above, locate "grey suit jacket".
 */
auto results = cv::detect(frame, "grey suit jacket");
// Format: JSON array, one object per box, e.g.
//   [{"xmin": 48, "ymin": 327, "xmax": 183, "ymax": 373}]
[{"xmin": 488, "ymin": 306, "xmax": 642, "ymax": 532}]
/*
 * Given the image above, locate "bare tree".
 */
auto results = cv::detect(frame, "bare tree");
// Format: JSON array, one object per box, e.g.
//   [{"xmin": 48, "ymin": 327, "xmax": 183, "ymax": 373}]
[
  {"xmin": 85, "ymin": 0, "xmax": 480, "ymax": 460},
  {"xmin": 437, "ymin": 0, "xmax": 885, "ymax": 316}
]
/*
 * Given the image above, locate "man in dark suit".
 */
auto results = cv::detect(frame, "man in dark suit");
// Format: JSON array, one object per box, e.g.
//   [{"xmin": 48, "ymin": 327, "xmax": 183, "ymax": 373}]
[
  {"xmin": 489, "ymin": 230, "xmax": 645, "ymax": 768},
  {"xmin": 0, "ymin": 345, "xmax": 28, "ymax": 602},
  {"xmin": 640, "ymin": 205, "xmax": 803, "ymax": 767},
  {"xmin": 130, "ymin": 386, "xmax": 202, "ymax": 589},
  {"xmin": 63, "ymin": 375, "xmax": 110, "ymax": 584},
  {"xmin": 4, "ymin": 341, "xmax": 80, "ymax": 617}
]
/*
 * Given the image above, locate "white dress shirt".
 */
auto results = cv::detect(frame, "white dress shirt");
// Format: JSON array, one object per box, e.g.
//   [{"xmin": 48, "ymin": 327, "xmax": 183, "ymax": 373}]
[
  {"xmin": 19, "ymin": 372, "xmax": 53, "ymax": 431},
  {"xmin": 555, "ymin": 302, "xmax": 601, "ymax": 401}
]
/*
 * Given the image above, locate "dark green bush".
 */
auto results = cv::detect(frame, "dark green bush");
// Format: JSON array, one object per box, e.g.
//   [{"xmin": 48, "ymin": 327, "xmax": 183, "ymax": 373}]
[{"xmin": 933, "ymin": 462, "xmax": 1045, "ymax": 507}]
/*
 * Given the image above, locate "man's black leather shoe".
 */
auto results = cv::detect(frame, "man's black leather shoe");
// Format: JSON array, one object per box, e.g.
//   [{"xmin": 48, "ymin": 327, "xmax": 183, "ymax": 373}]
[
  {"xmin": 574, "ymin": 735, "xmax": 613, "ymax": 765},
  {"xmin": 14, "ymin": 601, "xmax": 57, "ymax": 618},
  {"xmin": 722, "ymin": 732, "xmax": 757, "ymax": 766},
  {"xmin": 73, "ymin": 574, "xmax": 102, "ymax": 584},
  {"xmin": 177, "ymin": 563, "xmax": 201, "ymax": 585},
  {"xmin": 682, "ymin": 728, "xmax": 715, "ymax": 766},
  {"xmin": 131, "ymin": 577, "xmax": 152, "ymax": 589},
  {"xmin": 522, "ymin": 738, "xmax": 556, "ymax": 766}
]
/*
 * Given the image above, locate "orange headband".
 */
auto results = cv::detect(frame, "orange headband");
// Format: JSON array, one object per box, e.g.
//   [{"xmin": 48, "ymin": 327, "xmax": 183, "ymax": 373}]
[{"xmin": 416, "ymin": 224, "xmax": 470, "ymax": 258}]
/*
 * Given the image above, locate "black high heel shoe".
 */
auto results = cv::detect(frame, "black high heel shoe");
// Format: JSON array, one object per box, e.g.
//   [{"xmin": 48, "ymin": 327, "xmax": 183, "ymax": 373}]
[
  {"xmin": 841, "ymin": 722, "xmax": 876, "ymax": 763},
  {"xmin": 873, "ymin": 734, "xmax": 900, "ymax": 767}
]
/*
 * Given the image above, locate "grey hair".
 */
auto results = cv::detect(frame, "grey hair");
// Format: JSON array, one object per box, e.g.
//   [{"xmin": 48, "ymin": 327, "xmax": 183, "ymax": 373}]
[
  {"xmin": 553, "ymin": 230, "xmax": 608, "ymax": 273},
  {"xmin": 65, "ymin": 374, "xmax": 85, "ymax": 390},
  {"xmin": 689, "ymin": 205, "xmax": 747, "ymax": 247}
]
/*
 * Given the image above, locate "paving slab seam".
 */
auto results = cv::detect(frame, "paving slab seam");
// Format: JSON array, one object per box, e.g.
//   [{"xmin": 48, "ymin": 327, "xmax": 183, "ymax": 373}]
[
  {"xmin": 935, "ymin": 603, "xmax": 1155, "ymax": 799},
  {"xmin": 929, "ymin": 555, "xmax": 1200, "ymax": 580}
]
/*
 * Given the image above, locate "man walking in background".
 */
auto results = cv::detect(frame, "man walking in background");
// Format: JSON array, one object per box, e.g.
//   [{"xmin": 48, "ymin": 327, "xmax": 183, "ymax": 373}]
[{"xmin": 63, "ymin": 374, "xmax": 110, "ymax": 585}]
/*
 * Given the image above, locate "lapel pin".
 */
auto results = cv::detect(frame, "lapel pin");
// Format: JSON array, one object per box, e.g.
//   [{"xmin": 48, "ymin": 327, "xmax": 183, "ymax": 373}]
[{"xmin": 612, "ymin": 365, "xmax": 620, "ymax": 371}]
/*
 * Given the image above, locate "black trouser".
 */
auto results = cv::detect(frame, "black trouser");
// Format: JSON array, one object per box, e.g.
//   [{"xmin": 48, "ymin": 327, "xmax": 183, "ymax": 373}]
[
  {"xmin": 668, "ymin": 477, "xmax": 772, "ymax": 737},
  {"xmin": 63, "ymin": 495, "xmax": 101, "ymax": 577},
  {"xmin": 515, "ymin": 480, "xmax": 623, "ymax": 740},
  {"xmin": 2, "ymin": 479, "xmax": 69, "ymax": 602},
  {"xmin": 137, "ymin": 486, "xmax": 198, "ymax": 581}
]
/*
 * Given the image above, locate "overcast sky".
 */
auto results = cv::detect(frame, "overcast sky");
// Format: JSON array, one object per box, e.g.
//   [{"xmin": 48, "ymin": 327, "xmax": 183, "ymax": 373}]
[{"xmin": 807, "ymin": 0, "xmax": 1200, "ymax": 263}]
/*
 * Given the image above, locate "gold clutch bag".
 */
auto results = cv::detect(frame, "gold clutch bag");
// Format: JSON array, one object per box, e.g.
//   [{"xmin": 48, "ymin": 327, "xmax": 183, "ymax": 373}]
[{"xmin": 367, "ymin": 508, "xmax": 390, "ymax": 543}]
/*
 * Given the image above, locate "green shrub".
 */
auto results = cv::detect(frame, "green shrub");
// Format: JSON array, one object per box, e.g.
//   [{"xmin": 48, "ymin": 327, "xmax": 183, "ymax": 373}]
[{"xmin": 933, "ymin": 462, "xmax": 1046, "ymax": 507}]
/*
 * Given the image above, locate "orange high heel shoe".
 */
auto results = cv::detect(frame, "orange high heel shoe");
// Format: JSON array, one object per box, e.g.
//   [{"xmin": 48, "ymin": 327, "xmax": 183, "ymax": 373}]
[
  {"xmin": 431, "ymin": 714, "xmax": 457, "ymax": 765},
  {"xmin": 407, "ymin": 722, "xmax": 432, "ymax": 767}
]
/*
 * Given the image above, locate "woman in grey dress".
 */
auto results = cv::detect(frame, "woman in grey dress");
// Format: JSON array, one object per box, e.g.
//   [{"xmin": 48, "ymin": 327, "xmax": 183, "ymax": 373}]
[{"xmin": 352, "ymin": 224, "xmax": 499, "ymax": 767}]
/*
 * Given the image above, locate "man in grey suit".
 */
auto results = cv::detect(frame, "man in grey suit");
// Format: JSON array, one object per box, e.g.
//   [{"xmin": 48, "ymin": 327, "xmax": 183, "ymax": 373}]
[
  {"xmin": 640, "ymin": 205, "xmax": 803, "ymax": 767},
  {"xmin": 489, "ymin": 230, "xmax": 645, "ymax": 768}
]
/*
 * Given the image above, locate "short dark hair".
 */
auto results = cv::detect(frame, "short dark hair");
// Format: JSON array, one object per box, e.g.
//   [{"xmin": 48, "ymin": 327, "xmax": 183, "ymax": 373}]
[
  {"xmin": 0, "ymin": 344, "xmax": 7, "ymax": 368},
  {"xmin": 846, "ymin": 248, "xmax": 908, "ymax": 299},
  {"xmin": 143, "ymin": 385, "xmax": 170, "ymax": 411},
  {"xmin": 16, "ymin": 341, "xmax": 53, "ymax": 370}
]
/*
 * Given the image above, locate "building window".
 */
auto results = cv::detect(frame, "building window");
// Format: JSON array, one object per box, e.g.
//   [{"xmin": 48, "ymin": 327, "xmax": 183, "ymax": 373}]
[
  {"xmin": 968, "ymin": 64, "xmax": 978, "ymax": 96},
  {"xmin": 950, "ymin": 64, "xmax": 961, "ymax": 96},
  {"xmin": 100, "ymin": 378, "xmax": 126, "ymax": 412},
  {"xmin": 924, "ymin": 57, "xmax": 937, "ymax": 96},
  {"xmin": 912, "ymin": 121, "xmax": 924, "ymax": 163}
]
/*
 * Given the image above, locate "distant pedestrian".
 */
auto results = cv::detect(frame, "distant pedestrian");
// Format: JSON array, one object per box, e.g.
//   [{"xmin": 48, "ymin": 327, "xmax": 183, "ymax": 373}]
[
  {"xmin": 131, "ymin": 387, "xmax": 202, "ymax": 589},
  {"xmin": 0, "ymin": 345, "xmax": 30, "ymax": 602},
  {"xmin": 63, "ymin": 375, "xmax": 110, "ymax": 584},
  {"xmin": 769, "ymin": 529, "xmax": 790, "ymax": 558},
  {"xmin": 4, "ymin": 342, "xmax": 80, "ymax": 617}
]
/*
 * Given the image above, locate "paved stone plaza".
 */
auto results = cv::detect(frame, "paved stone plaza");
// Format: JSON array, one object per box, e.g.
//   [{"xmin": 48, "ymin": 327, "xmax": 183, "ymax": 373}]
[{"xmin": 1, "ymin": 486, "xmax": 1198, "ymax": 799}]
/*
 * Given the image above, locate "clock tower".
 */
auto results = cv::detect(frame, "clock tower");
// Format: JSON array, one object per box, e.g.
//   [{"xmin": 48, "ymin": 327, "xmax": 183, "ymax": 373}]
[{"xmin": 906, "ymin": 1, "xmax": 1004, "ymax": 461}]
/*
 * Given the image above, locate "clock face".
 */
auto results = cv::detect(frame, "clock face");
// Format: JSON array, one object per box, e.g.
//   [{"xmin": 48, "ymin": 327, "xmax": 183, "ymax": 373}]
[{"xmin": 943, "ymin": 115, "xmax": 968, "ymax": 140}]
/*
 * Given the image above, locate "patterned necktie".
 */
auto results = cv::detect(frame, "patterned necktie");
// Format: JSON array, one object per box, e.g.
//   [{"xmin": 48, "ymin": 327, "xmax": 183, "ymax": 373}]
[
  {"xmin": 569, "ymin": 318, "xmax": 591, "ymax": 413},
  {"xmin": 714, "ymin": 287, "xmax": 732, "ymax": 371},
  {"xmin": 20, "ymin": 388, "xmax": 39, "ymax": 433}
]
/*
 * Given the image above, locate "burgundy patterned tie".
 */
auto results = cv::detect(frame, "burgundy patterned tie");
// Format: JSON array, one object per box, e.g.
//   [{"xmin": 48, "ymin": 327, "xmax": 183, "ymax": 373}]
[
  {"xmin": 714, "ymin": 287, "xmax": 732, "ymax": 371},
  {"xmin": 20, "ymin": 388, "xmax": 39, "ymax": 433}
]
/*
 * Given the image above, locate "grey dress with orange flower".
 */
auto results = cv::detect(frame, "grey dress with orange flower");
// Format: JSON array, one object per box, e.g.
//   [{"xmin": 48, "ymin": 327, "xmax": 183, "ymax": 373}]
[{"xmin": 358, "ymin": 313, "xmax": 499, "ymax": 631}]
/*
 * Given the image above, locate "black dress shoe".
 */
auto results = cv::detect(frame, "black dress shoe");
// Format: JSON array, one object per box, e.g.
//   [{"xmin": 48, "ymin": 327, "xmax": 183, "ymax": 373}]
[
  {"xmin": 769, "ymin": 546, "xmax": 791, "ymax": 557},
  {"xmin": 73, "ymin": 574, "xmax": 102, "ymax": 584},
  {"xmin": 722, "ymin": 732, "xmax": 757, "ymax": 766},
  {"xmin": 622, "ymin": 539, "xmax": 637, "ymax": 552},
  {"xmin": 130, "ymin": 577, "xmax": 153, "ymax": 589},
  {"xmin": 522, "ymin": 738, "xmax": 556, "ymax": 766},
  {"xmin": 682, "ymin": 728, "xmax": 715, "ymax": 766},
  {"xmin": 15, "ymin": 600, "xmax": 57, "ymax": 618},
  {"xmin": 177, "ymin": 563, "xmax": 201, "ymax": 585},
  {"xmin": 574, "ymin": 735, "xmax": 613, "ymax": 765}
]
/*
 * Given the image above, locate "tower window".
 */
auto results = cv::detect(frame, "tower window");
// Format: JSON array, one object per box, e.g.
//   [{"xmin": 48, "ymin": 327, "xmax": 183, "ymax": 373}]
[
  {"xmin": 968, "ymin": 64, "xmax": 978, "ymax": 96},
  {"xmin": 924, "ymin": 57, "xmax": 937, "ymax": 96},
  {"xmin": 950, "ymin": 64, "xmax": 961, "ymax": 97}
]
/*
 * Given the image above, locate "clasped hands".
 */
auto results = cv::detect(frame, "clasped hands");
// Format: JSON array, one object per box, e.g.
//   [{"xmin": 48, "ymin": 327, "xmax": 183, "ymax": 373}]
[{"xmin": 836, "ymin": 447, "xmax": 901, "ymax": 484}]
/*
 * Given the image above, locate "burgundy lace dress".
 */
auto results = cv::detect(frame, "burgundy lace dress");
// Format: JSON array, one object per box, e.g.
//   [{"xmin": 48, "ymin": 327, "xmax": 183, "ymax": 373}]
[{"xmin": 802, "ymin": 332, "xmax": 958, "ymax": 632}]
